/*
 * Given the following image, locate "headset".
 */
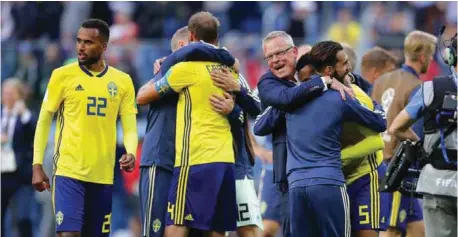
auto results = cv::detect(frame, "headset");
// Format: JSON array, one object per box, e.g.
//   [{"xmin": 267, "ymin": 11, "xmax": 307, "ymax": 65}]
[
  {"xmin": 438, "ymin": 26, "xmax": 458, "ymax": 84},
  {"xmin": 436, "ymin": 26, "xmax": 458, "ymax": 167}
]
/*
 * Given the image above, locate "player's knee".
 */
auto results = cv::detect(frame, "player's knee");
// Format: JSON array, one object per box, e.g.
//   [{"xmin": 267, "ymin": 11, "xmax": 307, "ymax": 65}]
[
  {"xmin": 57, "ymin": 232, "xmax": 81, "ymax": 237},
  {"xmin": 379, "ymin": 227, "xmax": 402, "ymax": 237},
  {"xmin": 355, "ymin": 229, "xmax": 378, "ymax": 237},
  {"xmin": 406, "ymin": 221, "xmax": 425, "ymax": 237},
  {"xmin": 164, "ymin": 225, "xmax": 188, "ymax": 237},
  {"xmin": 237, "ymin": 225, "xmax": 261, "ymax": 237},
  {"xmin": 204, "ymin": 230, "xmax": 226, "ymax": 237},
  {"xmin": 262, "ymin": 220, "xmax": 279, "ymax": 237}
]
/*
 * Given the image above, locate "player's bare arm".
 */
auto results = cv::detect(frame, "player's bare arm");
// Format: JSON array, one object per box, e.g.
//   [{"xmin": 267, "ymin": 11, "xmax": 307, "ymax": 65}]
[
  {"xmin": 388, "ymin": 109, "xmax": 420, "ymax": 141},
  {"xmin": 137, "ymin": 71, "xmax": 176, "ymax": 105},
  {"xmin": 136, "ymin": 79, "xmax": 157, "ymax": 105}
]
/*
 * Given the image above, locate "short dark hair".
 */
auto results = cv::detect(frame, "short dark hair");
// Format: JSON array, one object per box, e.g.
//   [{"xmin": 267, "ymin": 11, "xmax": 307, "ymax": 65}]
[
  {"xmin": 309, "ymin": 41, "xmax": 344, "ymax": 72},
  {"xmin": 81, "ymin": 19, "xmax": 110, "ymax": 43},
  {"xmin": 188, "ymin": 11, "xmax": 220, "ymax": 43},
  {"xmin": 296, "ymin": 52, "xmax": 313, "ymax": 72}
]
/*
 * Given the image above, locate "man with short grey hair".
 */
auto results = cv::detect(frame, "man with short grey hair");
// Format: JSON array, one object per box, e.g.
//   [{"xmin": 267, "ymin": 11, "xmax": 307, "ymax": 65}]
[{"xmin": 262, "ymin": 31, "xmax": 295, "ymax": 50}]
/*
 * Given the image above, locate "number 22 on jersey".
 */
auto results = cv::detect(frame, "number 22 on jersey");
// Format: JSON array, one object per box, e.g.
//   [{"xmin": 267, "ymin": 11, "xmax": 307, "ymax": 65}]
[{"xmin": 87, "ymin": 97, "xmax": 107, "ymax": 117}]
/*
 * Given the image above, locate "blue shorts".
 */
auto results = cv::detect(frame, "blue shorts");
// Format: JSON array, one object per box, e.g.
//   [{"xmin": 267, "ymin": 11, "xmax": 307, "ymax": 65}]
[
  {"xmin": 347, "ymin": 166, "xmax": 384, "ymax": 231},
  {"xmin": 166, "ymin": 163, "xmax": 237, "ymax": 232},
  {"xmin": 53, "ymin": 175, "xmax": 112, "ymax": 236},
  {"xmin": 289, "ymin": 185, "xmax": 350, "ymax": 237},
  {"xmin": 378, "ymin": 163, "xmax": 423, "ymax": 232},
  {"xmin": 139, "ymin": 165, "xmax": 173, "ymax": 237},
  {"xmin": 259, "ymin": 169, "xmax": 288, "ymax": 223}
]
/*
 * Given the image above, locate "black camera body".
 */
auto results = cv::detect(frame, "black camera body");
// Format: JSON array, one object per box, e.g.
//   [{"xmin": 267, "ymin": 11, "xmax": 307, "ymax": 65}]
[
  {"xmin": 439, "ymin": 92, "xmax": 457, "ymax": 126},
  {"xmin": 380, "ymin": 140, "xmax": 427, "ymax": 196}
]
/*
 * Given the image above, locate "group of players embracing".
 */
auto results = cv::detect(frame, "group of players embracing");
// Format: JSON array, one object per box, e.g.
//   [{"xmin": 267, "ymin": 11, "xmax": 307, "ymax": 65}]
[{"xmin": 31, "ymin": 9, "xmax": 437, "ymax": 237}]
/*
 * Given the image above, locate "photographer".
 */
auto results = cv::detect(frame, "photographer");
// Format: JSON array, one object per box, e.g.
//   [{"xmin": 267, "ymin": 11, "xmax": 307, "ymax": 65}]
[{"xmin": 388, "ymin": 36, "xmax": 457, "ymax": 237}]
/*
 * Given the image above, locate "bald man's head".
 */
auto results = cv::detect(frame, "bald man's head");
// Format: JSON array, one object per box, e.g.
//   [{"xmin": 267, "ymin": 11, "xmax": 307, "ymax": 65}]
[{"xmin": 171, "ymin": 26, "xmax": 189, "ymax": 52}]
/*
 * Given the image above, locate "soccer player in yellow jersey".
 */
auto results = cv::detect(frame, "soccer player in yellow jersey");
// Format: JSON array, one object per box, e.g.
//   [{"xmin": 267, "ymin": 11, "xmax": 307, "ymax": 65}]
[
  {"xmin": 340, "ymin": 83, "xmax": 385, "ymax": 237},
  {"xmin": 31, "ymin": 19, "xmax": 138, "ymax": 237},
  {"xmin": 137, "ymin": 12, "xmax": 238, "ymax": 237}
]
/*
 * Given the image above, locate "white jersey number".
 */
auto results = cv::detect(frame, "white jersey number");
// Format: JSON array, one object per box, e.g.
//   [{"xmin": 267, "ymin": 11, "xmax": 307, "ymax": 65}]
[{"xmin": 381, "ymin": 88, "xmax": 395, "ymax": 142}]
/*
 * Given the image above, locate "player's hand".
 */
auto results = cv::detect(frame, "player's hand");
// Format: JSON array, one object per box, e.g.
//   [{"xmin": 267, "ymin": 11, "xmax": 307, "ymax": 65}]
[
  {"xmin": 344, "ymin": 73, "xmax": 353, "ymax": 87},
  {"xmin": 253, "ymin": 146, "xmax": 273, "ymax": 164},
  {"xmin": 15, "ymin": 100, "xmax": 26, "ymax": 116},
  {"xmin": 153, "ymin": 57, "xmax": 167, "ymax": 75},
  {"xmin": 211, "ymin": 68, "xmax": 241, "ymax": 92},
  {"xmin": 329, "ymin": 79, "xmax": 355, "ymax": 100},
  {"xmin": 32, "ymin": 165, "xmax": 51, "ymax": 192},
  {"xmin": 1, "ymin": 134, "xmax": 8, "ymax": 145},
  {"xmin": 210, "ymin": 92, "xmax": 234, "ymax": 115},
  {"xmin": 119, "ymin": 153, "xmax": 136, "ymax": 172}
]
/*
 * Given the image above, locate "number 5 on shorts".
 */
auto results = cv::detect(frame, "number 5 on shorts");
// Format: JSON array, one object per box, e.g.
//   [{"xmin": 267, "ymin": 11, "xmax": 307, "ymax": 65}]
[
  {"xmin": 102, "ymin": 213, "xmax": 111, "ymax": 233},
  {"xmin": 359, "ymin": 205, "xmax": 370, "ymax": 224}
]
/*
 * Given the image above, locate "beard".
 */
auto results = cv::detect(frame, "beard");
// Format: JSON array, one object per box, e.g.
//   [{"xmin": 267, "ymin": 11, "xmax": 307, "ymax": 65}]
[
  {"xmin": 78, "ymin": 53, "xmax": 102, "ymax": 66},
  {"xmin": 333, "ymin": 70, "xmax": 348, "ymax": 82}
]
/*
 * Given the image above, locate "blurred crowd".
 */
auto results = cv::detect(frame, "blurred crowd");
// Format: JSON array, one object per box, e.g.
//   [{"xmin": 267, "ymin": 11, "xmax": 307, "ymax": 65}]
[{"xmin": 1, "ymin": 1, "xmax": 457, "ymax": 237}]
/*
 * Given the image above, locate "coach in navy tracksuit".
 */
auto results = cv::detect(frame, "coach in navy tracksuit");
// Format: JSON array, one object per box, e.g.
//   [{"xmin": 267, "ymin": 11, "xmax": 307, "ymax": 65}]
[
  {"xmin": 137, "ymin": 38, "xmax": 235, "ymax": 237},
  {"xmin": 287, "ymin": 41, "xmax": 386, "ymax": 237},
  {"xmin": 257, "ymin": 31, "xmax": 353, "ymax": 237}
]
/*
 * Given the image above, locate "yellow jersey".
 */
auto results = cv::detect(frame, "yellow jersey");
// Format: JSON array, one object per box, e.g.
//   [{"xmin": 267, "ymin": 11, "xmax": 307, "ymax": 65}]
[
  {"xmin": 43, "ymin": 62, "xmax": 137, "ymax": 184},
  {"xmin": 341, "ymin": 85, "xmax": 384, "ymax": 185},
  {"xmin": 161, "ymin": 61, "xmax": 238, "ymax": 167}
]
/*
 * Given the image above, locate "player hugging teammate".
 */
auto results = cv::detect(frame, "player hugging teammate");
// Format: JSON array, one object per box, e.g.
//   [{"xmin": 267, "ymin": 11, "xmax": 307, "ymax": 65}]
[
  {"xmin": 135, "ymin": 11, "xmax": 263, "ymax": 237},
  {"xmin": 32, "ymin": 9, "xmax": 438, "ymax": 237},
  {"xmin": 254, "ymin": 30, "xmax": 436, "ymax": 237}
]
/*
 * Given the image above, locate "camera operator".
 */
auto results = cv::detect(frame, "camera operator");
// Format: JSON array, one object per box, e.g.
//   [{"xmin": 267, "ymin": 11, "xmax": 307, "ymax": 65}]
[{"xmin": 388, "ymin": 35, "xmax": 457, "ymax": 237}]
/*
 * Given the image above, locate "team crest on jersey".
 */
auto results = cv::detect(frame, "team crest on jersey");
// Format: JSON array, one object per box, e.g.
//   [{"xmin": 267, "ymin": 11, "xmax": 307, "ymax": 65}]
[
  {"xmin": 56, "ymin": 211, "xmax": 64, "ymax": 225},
  {"xmin": 107, "ymin": 81, "xmax": 118, "ymax": 98},
  {"xmin": 260, "ymin": 201, "xmax": 267, "ymax": 215},
  {"xmin": 152, "ymin": 218, "xmax": 161, "ymax": 233},
  {"xmin": 399, "ymin": 209, "xmax": 407, "ymax": 223}
]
